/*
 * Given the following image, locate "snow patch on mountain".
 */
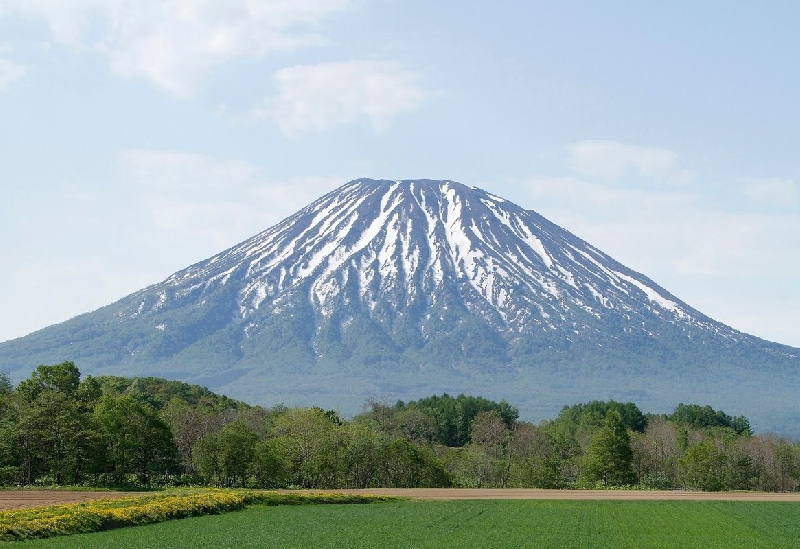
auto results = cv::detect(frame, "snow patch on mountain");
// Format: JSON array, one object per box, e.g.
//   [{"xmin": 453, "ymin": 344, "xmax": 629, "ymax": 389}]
[{"xmin": 123, "ymin": 178, "xmax": 745, "ymax": 346}]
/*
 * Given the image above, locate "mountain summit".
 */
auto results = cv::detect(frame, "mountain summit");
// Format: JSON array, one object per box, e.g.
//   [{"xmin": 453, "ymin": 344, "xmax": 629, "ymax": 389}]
[
  {"xmin": 1, "ymin": 179, "xmax": 798, "ymax": 432},
  {"xmin": 130, "ymin": 179, "xmax": 729, "ymax": 341}
]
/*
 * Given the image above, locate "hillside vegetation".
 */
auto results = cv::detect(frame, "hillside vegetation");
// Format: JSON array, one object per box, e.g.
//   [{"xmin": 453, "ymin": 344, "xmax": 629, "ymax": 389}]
[{"xmin": 1, "ymin": 363, "xmax": 798, "ymax": 492}]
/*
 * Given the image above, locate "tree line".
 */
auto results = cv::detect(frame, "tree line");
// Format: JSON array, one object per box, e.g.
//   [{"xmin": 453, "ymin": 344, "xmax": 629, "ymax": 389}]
[{"xmin": 1, "ymin": 363, "xmax": 798, "ymax": 491}]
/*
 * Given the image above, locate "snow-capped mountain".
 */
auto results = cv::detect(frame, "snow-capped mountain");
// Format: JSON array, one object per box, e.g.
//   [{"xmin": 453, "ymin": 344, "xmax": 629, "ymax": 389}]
[
  {"xmin": 128, "ymin": 179, "xmax": 729, "ymax": 342},
  {"xmin": 1, "ymin": 179, "xmax": 798, "ymax": 432}
]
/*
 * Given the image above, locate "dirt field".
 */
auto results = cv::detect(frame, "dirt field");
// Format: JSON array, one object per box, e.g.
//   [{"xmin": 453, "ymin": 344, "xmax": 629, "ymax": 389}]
[
  {"xmin": 321, "ymin": 488, "xmax": 800, "ymax": 501},
  {"xmin": 4, "ymin": 488, "xmax": 800, "ymax": 511},
  {"xmin": 0, "ymin": 491, "xmax": 141, "ymax": 511}
]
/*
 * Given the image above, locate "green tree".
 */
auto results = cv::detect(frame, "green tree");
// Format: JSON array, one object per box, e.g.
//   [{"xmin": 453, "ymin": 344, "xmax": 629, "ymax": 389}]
[
  {"xmin": 394, "ymin": 394, "xmax": 518, "ymax": 447},
  {"xmin": 773, "ymin": 440, "xmax": 800, "ymax": 492},
  {"xmin": 268, "ymin": 407, "xmax": 343, "ymax": 488},
  {"xmin": 469, "ymin": 410, "xmax": 512, "ymax": 487},
  {"xmin": 669, "ymin": 403, "xmax": 751, "ymax": 436},
  {"xmin": 579, "ymin": 410, "xmax": 636, "ymax": 487},
  {"xmin": 93, "ymin": 395, "xmax": 177, "ymax": 485},
  {"xmin": 16, "ymin": 362, "xmax": 81, "ymax": 400},
  {"xmin": 340, "ymin": 422, "xmax": 383, "ymax": 489},
  {"xmin": 379, "ymin": 438, "xmax": 449, "ymax": 488},
  {"xmin": 0, "ymin": 372, "xmax": 12, "ymax": 395},
  {"xmin": 679, "ymin": 435, "xmax": 754, "ymax": 492},
  {"xmin": 160, "ymin": 398, "xmax": 223, "ymax": 476},
  {"xmin": 679, "ymin": 440, "xmax": 725, "ymax": 491},
  {"xmin": 216, "ymin": 421, "xmax": 258, "ymax": 487},
  {"xmin": 630, "ymin": 417, "xmax": 682, "ymax": 489},
  {"xmin": 0, "ymin": 378, "xmax": 20, "ymax": 485},
  {"xmin": 194, "ymin": 420, "xmax": 259, "ymax": 488},
  {"xmin": 193, "ymin": 433, "xmax": 221, "ymax": 485},
  {"xmin": 445, "ymin": 444, "xmax": 495, "ymax": 488},
  {"xmin": 12, "ymin": 362, "xmax": 91, "ymax": 485},
  {"xmin": 251, "ymin": 438, "xmax": 288, "ymax": 488},
  {"xmin": 508, "ymin": 422, "xmax": 566, "ymax": 489}
]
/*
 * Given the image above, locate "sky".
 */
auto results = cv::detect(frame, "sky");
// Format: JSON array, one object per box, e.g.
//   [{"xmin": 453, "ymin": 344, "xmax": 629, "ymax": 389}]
[{"xmin": 0, "ymin": 1, "xmax": 798, "ymax": 348}]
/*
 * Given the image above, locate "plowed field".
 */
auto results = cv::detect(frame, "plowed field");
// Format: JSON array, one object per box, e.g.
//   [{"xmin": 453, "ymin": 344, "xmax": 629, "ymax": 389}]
[
  {"xmin": 320, "ymin": 488, "xmax": 800, "ymax": 501},
  {"xmin": 4, "ymin": 488, "xmax": 800, "ymax": 511},
  {"xmin": 0, "ymin": 491, "xmax": 141, "ymax": 510}
]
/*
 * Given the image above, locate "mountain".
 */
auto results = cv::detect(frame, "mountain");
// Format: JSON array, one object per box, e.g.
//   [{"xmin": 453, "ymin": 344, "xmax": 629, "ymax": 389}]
[{"xmin": 1, "ymin": 179, "xmax": 798, "ymax": 433}]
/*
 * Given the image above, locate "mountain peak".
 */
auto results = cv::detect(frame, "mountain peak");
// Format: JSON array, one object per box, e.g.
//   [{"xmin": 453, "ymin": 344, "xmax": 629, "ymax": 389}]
[
  {"xmin": 1, "ymin": 178, "xmax": 798, "ymax": 434},
  {"xmin": 140, "ymin": 178, "xmax": 717, "ymax": 343}
]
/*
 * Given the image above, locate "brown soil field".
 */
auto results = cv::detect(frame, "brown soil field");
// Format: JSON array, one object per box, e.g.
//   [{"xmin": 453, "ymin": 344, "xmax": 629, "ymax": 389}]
[
  {"xmin": 0, "ymin": 491, "xmax": 141, "ymax": 511},
  {"xmin": 4, "ymin": 488, "xmax": 800, "ymax": 511},
  {"xmin": 319, "ymin": 488, "xmax": 800, "ymax": 501}
]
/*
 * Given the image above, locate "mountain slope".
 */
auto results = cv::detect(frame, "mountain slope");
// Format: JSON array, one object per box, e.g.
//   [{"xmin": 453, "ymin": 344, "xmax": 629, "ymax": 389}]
[{"xmin": 1, "ymin": 179, "xmax": 798, "ymax": 432}]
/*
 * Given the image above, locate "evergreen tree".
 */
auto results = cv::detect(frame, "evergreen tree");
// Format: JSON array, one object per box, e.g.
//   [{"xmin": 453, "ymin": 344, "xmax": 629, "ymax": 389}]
[{"xmin": 579, "ymin": 410, "xmax": 636, "ymax": 486}]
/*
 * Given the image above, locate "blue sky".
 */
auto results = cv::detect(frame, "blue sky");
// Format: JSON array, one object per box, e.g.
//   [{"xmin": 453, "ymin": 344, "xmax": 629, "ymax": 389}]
[{"xmin": 1, "ymin": 1, "xmax": 798, "ymax": 347}]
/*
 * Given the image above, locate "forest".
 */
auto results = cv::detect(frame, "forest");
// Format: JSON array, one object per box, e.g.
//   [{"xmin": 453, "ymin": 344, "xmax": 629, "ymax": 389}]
[{"xmin": 1, "ymin": 362, "xmax": 798, "ymax": 492}]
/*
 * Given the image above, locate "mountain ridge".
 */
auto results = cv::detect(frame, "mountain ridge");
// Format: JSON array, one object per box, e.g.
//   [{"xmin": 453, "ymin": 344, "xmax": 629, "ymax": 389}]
[{"xmin": 1, "ymin": 179, "xmax": 798, "ymax": 433}]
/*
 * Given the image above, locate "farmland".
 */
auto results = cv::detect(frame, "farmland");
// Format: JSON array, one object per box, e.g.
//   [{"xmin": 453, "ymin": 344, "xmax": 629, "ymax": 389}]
[
  {"xmin": 0, "ymin": 489, "xmax": 391, "ymax": 541},
  {"xmin": 16, "ymin": 497, "xmax": 800, "ymax": 548}
]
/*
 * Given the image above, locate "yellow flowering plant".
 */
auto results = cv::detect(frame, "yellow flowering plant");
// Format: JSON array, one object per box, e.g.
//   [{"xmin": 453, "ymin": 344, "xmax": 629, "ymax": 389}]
[{"xmin": 0, "ymin": 489, "xmax": 392, "ymax": 541}]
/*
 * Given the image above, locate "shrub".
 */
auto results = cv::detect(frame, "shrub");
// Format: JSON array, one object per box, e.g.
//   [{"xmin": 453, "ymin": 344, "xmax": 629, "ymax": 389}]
[{"xmin": 0, "ymin": 489, "xmax": 393, "ymax": 541}]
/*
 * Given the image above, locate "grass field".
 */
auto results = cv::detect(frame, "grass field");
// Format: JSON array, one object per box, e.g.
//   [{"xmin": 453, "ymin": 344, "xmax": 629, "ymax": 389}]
[{"xmin": 16, "ymin": 499, "xmax": 800, "ymax": 548}]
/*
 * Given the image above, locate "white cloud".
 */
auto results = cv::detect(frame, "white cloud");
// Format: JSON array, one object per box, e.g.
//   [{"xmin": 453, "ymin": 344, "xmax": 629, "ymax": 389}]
[
  {"xmin": 524, "ymin": 175, "xmax": 706, "ymax": 269},
  {"xmin": 0, "ymin": 256, "xmax": 147, "ymax": 344},
  {"xmin": 568, "ymin": 139, "xmax": 695, "ymax": 183},
  {"xmin": 0, "ymin": 58, "xmax": 26, "ymax": 91},
  {"xmin": 116, "ymin": 149, "xmax": 343, "ymax": 249},
  {"xmin": 0, "ymin": 149, "xmax": 345, "ymax": 343},
  {"xmin": 1, "ymin": 0, "xmax": 350, "ymax": 97},
  {"xmin": 743, "ymin": 178, "xmax": 799, "ymax": 208},
  {"xmin": 2, "ymin": 0, "xmax": 98, "ymax": 47},
  {"xmin": 253, "ymin": 60, "xmax": 435, "ymax": 136},
  {"xmin": 523, "ymin": 175, "xmax": 800, "ymax": 276},
  {"xmin": 521, "ymin": 175, "xmax": 800, "ymax": 345}
]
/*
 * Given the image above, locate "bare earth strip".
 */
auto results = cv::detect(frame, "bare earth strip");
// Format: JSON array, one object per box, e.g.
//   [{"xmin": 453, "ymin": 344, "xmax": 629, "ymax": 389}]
[
  {"xmin": 0, "ymin": 491, "xmax": 141, "ymax": 511},
  {"xmin": 316, "ymin": 488, "xmax": 800, "ymax": 501},
  {"xmin": 4, "ymin": 488, "xmax": 800, "ymax": 511}
]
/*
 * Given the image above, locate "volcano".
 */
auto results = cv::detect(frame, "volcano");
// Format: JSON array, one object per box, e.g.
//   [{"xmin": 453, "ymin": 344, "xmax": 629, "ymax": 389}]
[{"xmin": 2, "ymin": 179, "xmax": 797, "ymax": 432}]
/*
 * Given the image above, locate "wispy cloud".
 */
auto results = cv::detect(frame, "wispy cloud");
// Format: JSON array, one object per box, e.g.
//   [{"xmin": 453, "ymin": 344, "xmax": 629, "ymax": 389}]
[
  {"xmin": 1, "ymin": 0, "xmax": 350, "ymax": 97},
  {"xmin": 568, "ymin": 140, "xmax": 695, "ymax": 183},
  {"xmin": 251, "ymin": 60, "xmax": 436, "ymax": 136},
  {"xmin": 116, "ymin": 149, "xmax": 343, "ymax": 248},
  {"xmin": 0, "ymin": 148, "xmax": 345, "ymax": 342},
  {"xmin": 520, "ymin": 129, "xmax": 800, "ymax": 346},
  {"xmin": 743, "ymin": 178, "xmax": 799, "ymax": 209},
  {"xmin": 523, "ymin": 175, "xmax": 799, "ymax": 277},
  {"xmin": 0, "ymin": 58, "xmax": 26, "ymax": 91}
]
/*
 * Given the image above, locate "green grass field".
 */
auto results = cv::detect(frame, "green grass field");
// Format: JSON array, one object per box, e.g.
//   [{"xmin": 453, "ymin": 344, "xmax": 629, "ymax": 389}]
[{"xmin": 17, "ymin": 499, "xmax": 800, "ymax": 548}]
